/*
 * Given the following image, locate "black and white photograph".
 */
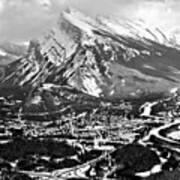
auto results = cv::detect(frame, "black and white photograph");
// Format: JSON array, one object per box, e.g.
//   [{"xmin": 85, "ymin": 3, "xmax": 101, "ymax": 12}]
[{"xmin": 1, "ymin": 0, "xmax": 180, "ymax": 179}]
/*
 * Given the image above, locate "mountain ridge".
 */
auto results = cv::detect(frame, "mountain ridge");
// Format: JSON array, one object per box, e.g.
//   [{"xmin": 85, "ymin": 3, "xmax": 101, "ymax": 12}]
[{"xmin": 1, "ymin": 9, "xmax": 180, "ymax": 100}]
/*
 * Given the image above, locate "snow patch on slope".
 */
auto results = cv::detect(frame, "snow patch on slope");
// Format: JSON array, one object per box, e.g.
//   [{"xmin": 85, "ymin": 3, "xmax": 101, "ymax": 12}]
[
  {"xmin": 82, "ymin": 76, "xmax": 102, "ymax": 97},
  {"xmin": 0, "ymin": 49, "xmax": 7, "ymax": 56}
]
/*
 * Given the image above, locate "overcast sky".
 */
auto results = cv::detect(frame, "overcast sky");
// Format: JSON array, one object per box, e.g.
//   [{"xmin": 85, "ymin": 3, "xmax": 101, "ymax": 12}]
[{"xmin": 0, "ymin": 0, "xmax": 180, "ymax": 43}]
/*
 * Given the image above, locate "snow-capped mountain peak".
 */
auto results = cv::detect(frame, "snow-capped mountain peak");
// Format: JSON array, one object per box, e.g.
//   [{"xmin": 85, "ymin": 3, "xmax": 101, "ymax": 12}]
[
  {"xmin": 2, "ymin": 9, "xmax": 180, "ymax": 99},
  {"xmin": 62, "ymin": 8, "xmax": 95, "ymax": 36}
]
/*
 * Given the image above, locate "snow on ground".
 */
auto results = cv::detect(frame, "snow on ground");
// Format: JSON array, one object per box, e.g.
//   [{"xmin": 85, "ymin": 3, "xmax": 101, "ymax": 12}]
[
  {"xmin": 170, "ymin": 87, "xmax": 178, "ymax": 94},
  {"xmin": 140, "ymin": 101, "xmax": 158, "ymax": 117},
  {"xmin": 167, "ymin": 131, "xmax": 180, "ymax": 140},
  {"xmin": 31, "ymin": 96, "xmax": 42, "ymax": 105}
]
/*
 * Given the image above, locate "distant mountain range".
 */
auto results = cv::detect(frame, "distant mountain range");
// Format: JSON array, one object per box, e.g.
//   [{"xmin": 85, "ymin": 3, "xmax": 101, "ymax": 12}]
[
  {"xmin": 1, "ymin": 9, "xmax": 180, "ymax": 101},
  {"xmin": 0, "ymin": 41, "xmax": 28, "ymax": 65}
]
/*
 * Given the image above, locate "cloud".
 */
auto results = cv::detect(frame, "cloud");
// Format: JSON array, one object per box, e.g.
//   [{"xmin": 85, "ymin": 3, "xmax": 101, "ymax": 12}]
[
  {"xmin": 0, "ymin": 0, "xmax": 140, "ymax": 43},
  {"xmin": 0, "ymin": 0, "xmax": 4, "ymax": 13},
  {"xmin": 0, "ymin": 0, "xmax": 179, "ymax": 43},
  {"xmin": 0, "ymin": 2, "xmax": 3, "ymax": 12},
  {"xmin": 0, "ymin": 0, "xmax": 58, "ymax": 42}
]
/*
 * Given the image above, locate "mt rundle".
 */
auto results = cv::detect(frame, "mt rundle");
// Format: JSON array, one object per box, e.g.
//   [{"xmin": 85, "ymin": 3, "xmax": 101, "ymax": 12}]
[{"xmin": 0, "ymin": 1, "xmax": 180, "ymax": 180}]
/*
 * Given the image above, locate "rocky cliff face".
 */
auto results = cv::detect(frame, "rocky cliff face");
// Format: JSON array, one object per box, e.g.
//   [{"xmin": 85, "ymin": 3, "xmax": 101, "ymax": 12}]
[{"xmin": 1, "ymin": 9, "xmax": 180, "ymax": 100}]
